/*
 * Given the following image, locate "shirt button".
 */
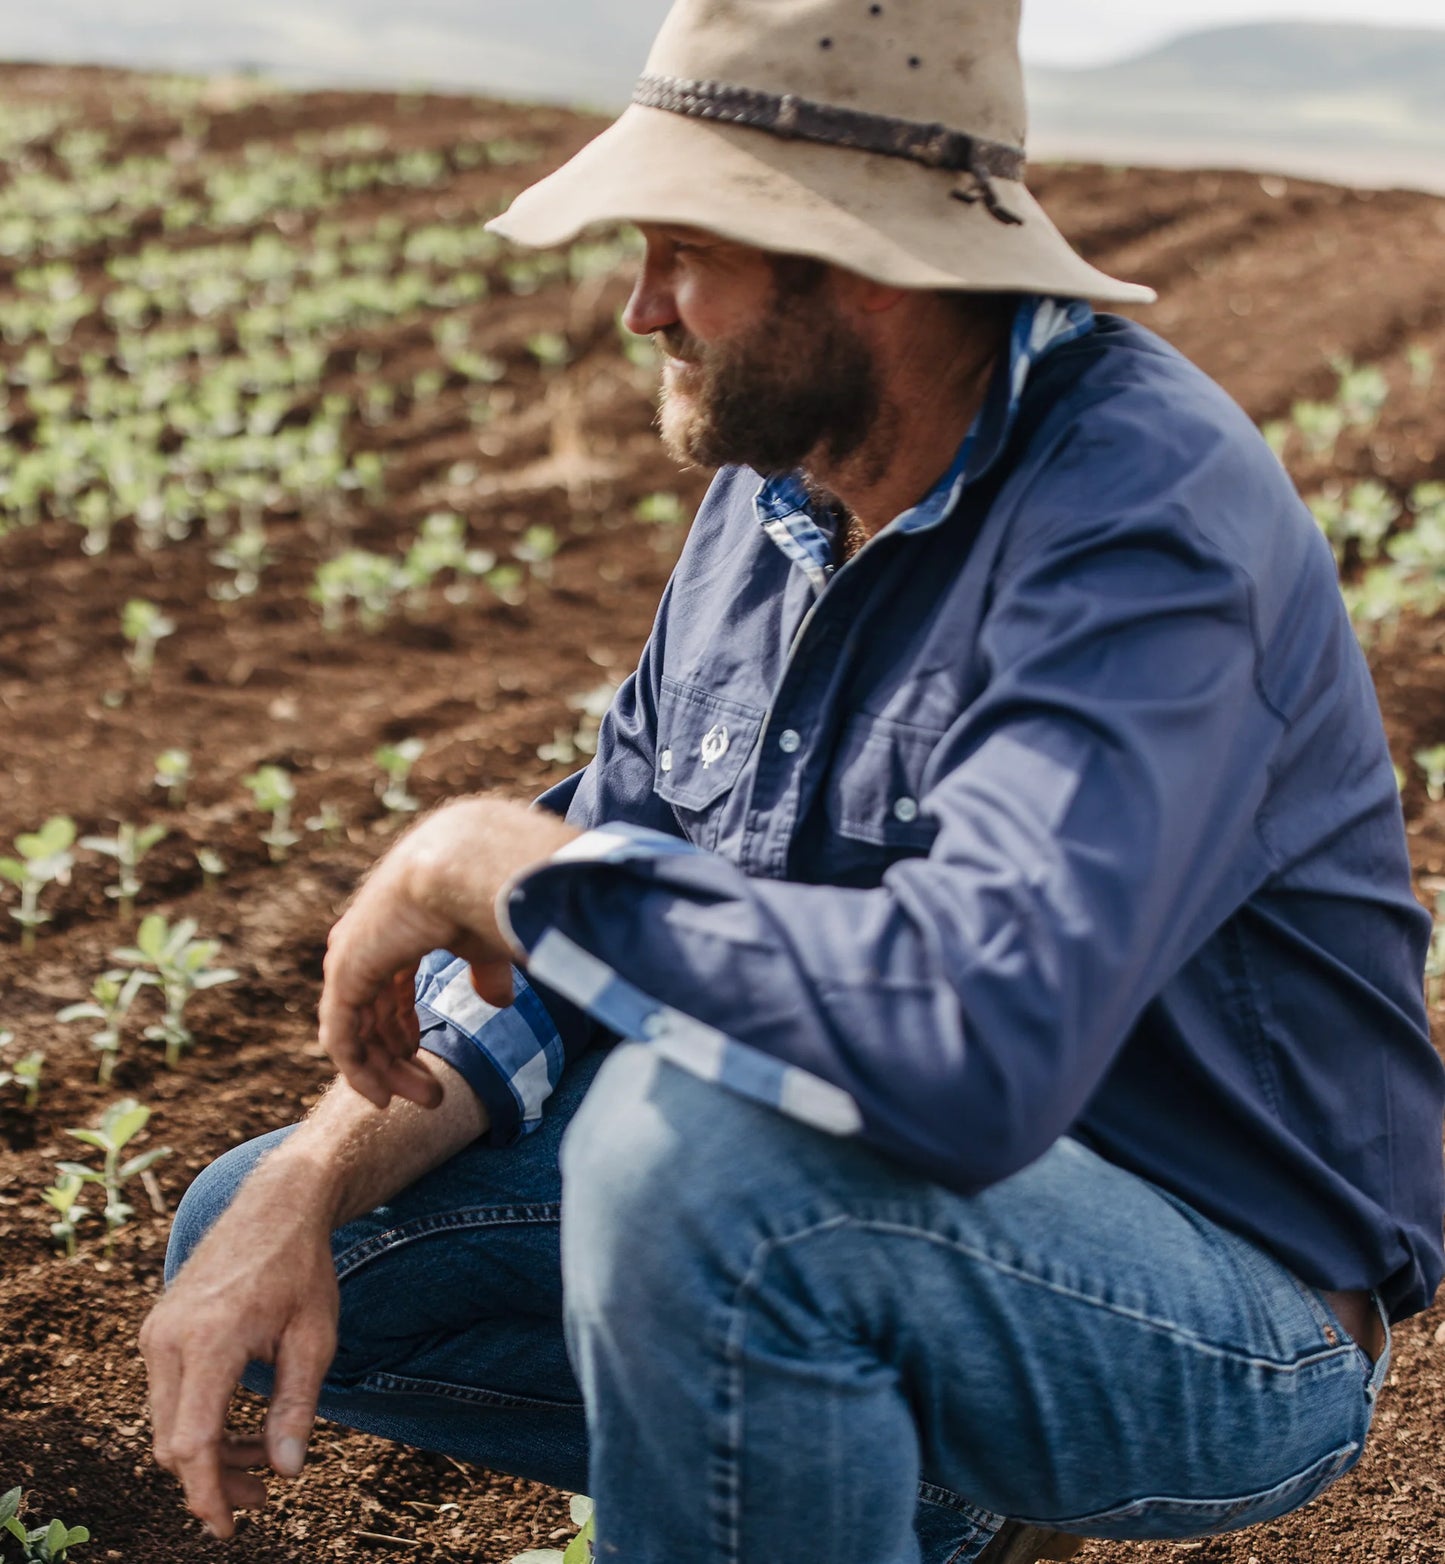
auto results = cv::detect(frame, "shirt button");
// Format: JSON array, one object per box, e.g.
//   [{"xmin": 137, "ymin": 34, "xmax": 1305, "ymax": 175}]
[
  {"xmin": 893, "ymin": 796, "xmax": 920, "ymax": 824},
  {"xmin": 778, "ymin": 729, "xmax": 802, "ymax": 754},
  {"xmin": 660, "ymin": 748, "xmax": 673, "ymax": 773}
]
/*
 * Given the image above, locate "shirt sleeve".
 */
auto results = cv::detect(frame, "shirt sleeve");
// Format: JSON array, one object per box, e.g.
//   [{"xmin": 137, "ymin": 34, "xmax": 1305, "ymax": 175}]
[
  {"xmin": 416, "ymin": 585, "xmax": 689, "ymax": 1144},
  {"xmin": 496, "ymin": 458, "xmax": 1289, "ymax": 1191}
]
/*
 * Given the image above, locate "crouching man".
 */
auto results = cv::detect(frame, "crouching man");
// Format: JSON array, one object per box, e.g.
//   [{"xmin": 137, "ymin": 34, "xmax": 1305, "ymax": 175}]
[{"xmin": 140, "ymin": 2, "xmax": 1445, "ymax": 1561}]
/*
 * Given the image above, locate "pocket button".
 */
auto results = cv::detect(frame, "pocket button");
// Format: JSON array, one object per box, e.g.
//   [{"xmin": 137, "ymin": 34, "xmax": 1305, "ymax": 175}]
[{"xmin": 893, "ymin": 795, "xmax": 920, "ymax": 823}]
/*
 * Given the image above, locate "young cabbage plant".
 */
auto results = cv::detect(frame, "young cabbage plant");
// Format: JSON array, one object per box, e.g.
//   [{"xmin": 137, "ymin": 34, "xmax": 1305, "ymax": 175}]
[
  {"xmin": 111, "ymin": 914, "xmax": 240, "ymax": 1068},
  {"xmin": 0, "ymin": 815, "xmax": 77, "ymax": 952},
  {"xmin": 244, "ymin": 764, "xmax": 300, "ymax": 861},
  {"xmin": 0, "ymin": 1048, "xmax": 44, "ymax": 1108},
  {"xmin": 40, "ymin": 1172, "xmax": 89, "ymax": 1258},
  {"xmin": 79, "ymin": 822, "xmax": 167, "ymax": 921},
  {"xmin": 57, "ymin": 1096, "xmax": 171, "ymax": 1251},
  {"xmin": 374, "ymin": 739, "xmax": 425, "ymax": 817},
  {"xmin": 513, "ymin": 524, "xmax": 559, "ymax": 582},
  {"xmin": 56, "ymin": 968, "xmax": 149, "ymax": 1084},
  {"xmin": 1416, "ymin": 746, "xmax": 1445, "ymax": 804},
  {"xmin": 305, "ymin": 801, "xmax": 344, "ymax": 842},
  {"xmin": 0, "ymin": 1486, "xmax": 91, "ymax": 1562},
  {"xmin": 509, "ymin": 1495, "xmax": 595, "ymax": 1564},
  {"xmin": 121, "ymin": 598, "xmax": 176, "ymax": 684},
  {"xmin": 195, "ymin": 846, "xmax": 226, "ymax": 891},
  {"xmin": 153, "ymin": 748, "xmax": 191, "ymax": 807}
]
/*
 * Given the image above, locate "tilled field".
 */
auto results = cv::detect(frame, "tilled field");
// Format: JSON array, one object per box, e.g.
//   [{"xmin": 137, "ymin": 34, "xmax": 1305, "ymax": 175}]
[{"xmin": 0, "ymin": 62, "xmax": 1442, "ymax": 1564}]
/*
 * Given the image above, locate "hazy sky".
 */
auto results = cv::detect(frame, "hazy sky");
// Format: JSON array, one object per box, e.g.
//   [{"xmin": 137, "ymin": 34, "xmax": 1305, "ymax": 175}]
[{"xmin": 1022, "ymin": 0, "xmax": 1445, "ymax": 65}]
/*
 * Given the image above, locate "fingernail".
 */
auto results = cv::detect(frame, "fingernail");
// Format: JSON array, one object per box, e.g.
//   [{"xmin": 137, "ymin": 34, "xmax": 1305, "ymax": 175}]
[{"xmin": 276, "ymin": 1436, "xmax": 306, "ymax": 1475}]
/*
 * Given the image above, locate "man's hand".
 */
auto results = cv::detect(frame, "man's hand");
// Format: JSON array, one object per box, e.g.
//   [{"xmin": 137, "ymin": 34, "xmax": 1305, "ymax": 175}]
[
  {"xmin": 139, "ymin": 1173, "xmax": 339, "ymax": 1540},
  {"xmin": 319, "ymin": 795, "xmax": 578, "ymax": 1111}
]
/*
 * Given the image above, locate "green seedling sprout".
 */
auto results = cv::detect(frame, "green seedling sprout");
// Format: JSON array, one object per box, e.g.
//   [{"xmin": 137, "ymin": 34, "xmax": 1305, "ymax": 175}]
[
  {"xmin": 244, "ymin": 764, "xmax": 300, "ymax": 860},
  {"xmin": 1427, "ymin": 893, "xmax": 1445, "ymax": 1009},
  {"xmin": 0, "ymin": 1485, "xmax": 91, "ymax": 1561},
  {"xmin": 374, "ymin": 739, "xmax": 425, "ymax": 816},
  {"xmin": 0, "ymin": 1048, "xmax": 44, "ymax": 1109},
  {"xmin": 57, "ymin": 969, "xmax": 149, "ymax": 1084},
  {"xmin": 79, "ymin": 822, "xmax": 167, "ymax": 921},
  {"xmin": 0, "ymin": 815, "xmax": 77, "ymax": 952},
  {"xmin": 525, "ymin": 332, "xmax": 571, "ymax": 373},
  {"xmin": 1415, "ymin": 746, "xmax": 1445, "ymax": 803},
  {"xmin": 305, "ymin": 801, "xmax": 344, "ymax": 842},
  {"xmin": 111, "ymin": 914, "xmax": 240, "ymax": 1068},
  {"xmin": 513, "ymin": 524, "xmax": 559, "ymax": 582},
  {"xmin": 486, "ymin": 562, "xmax": 528, "ymax": 607},
  {"xmin": 121, "ymin": 598, "xmax": 176, "ymax": 684},
  {"xmin": 153, "ymin": 748, "xmax": 191, "ymax": 806},
  {"xmin": 40, "ymin": 1173, "xmax": 89, "ymax": 1258},
  {"xmin": 57, "ymin": 1096, "xmax": 171, "ymax": 1251},
  {"xmin": 510, "ymin": 1495, "xmax": 595, "ymax": 1564},
  {"xmin": 196, "ymin": 847, "xmax": 226, "ymax": 890},
  {"xmin": 1407, "ymin": 344, "xmax": 1435, "ymax": 391},
  {"xmin": 634, "ymin": 492, "xmax": 685, "ymax": 526}
]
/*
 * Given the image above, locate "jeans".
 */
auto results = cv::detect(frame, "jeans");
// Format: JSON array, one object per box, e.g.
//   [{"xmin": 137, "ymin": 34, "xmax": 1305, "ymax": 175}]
[{"xmin": 167, "ymin": 1043, "xmax": 1389, "ymax": 1564}]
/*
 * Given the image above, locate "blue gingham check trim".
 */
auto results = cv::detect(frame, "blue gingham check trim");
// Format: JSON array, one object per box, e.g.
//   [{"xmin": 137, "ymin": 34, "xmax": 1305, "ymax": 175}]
[
  {"xmin": 420, "ymin": 299, "xmax": 1093, "ymax": 1138},
  {"xmin": 501, "ymin": 826, "xmax": 864, "ymax": 1136},
  {"xmin": 754, "ymin": 295, "xmax": 1095, "ymax": 591}
]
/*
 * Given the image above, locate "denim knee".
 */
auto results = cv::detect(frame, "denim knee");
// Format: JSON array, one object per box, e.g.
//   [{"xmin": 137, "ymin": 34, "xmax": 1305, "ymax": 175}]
[{"xmin": 164, "ymin": 1126, "xmax": 296, "ymax": 1284}]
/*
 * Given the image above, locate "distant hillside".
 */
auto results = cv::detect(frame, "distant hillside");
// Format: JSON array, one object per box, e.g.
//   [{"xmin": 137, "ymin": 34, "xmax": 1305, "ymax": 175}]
[{"xmin": 1029, "ymin": 22, "xmax": 1445, "ymax": 152}]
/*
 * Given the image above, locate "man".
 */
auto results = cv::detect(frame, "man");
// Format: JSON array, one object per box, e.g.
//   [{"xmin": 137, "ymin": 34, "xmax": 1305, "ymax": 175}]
[{"xmin": 142, "ymin": 3, "xmax": 1445, "ymax": 1562}]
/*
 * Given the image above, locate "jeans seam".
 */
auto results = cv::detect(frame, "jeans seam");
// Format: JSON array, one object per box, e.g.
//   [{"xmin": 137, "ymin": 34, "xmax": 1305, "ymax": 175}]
[
  {"xmin": 334, "ymin": 1201, "xmax": 561, "ymax": 1279},
  {"xmin": 350, "ymin": 1368, "xmax": 582, "ymax": 1412},
  {"xmin": 736, "ymin": 1211, "xmax": 1358, "ymax": 1374}
]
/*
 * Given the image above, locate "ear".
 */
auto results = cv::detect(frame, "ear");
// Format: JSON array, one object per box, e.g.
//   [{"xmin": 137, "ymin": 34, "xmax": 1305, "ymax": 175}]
[{"xmin": 832, "ymin": 267, "xmax": 909, "ymax": 317}]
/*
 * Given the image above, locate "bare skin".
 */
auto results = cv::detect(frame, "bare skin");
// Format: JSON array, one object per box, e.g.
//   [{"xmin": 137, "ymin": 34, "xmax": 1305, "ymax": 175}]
[
  {"xmin": 140, "ymin": 798, "xmax": 578, "ymax": 1538},
  {"xmin": 140, "ymin": 233, "xmax": 1009, "ymax": 1537}
]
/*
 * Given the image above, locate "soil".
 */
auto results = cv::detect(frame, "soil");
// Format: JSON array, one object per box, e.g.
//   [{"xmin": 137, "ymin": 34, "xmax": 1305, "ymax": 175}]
[{"xmin": 1, "ymin": 64, "xmax": 1443, "ymax": 1564}]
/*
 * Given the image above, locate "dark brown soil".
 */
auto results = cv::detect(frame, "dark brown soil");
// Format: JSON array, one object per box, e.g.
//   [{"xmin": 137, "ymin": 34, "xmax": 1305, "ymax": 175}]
[{"xmin": 0, "ymin": 64, "xmax": 1442, "ymax": 1564}]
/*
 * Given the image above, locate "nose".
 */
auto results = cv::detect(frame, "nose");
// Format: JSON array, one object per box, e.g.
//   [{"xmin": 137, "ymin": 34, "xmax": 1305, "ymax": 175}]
[{"xmin": 621, "ymin": 242, "xmax": 679, "ymax": 339}]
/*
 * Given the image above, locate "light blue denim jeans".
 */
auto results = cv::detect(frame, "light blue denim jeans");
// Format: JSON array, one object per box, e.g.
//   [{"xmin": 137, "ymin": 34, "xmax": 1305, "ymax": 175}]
[{"xmin": 167, "ymin": 1044, "xmax": 1388, "ymax": 1564}]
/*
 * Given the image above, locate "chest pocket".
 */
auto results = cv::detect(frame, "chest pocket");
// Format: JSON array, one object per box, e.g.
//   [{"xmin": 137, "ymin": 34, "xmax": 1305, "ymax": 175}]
[
  {"xmin": 654, "ymin": 677, "xmax": 764, "ymax": 850},
  {"xmin": 823, "ymin": 714, "xmax": 941, "ymax": 858}
]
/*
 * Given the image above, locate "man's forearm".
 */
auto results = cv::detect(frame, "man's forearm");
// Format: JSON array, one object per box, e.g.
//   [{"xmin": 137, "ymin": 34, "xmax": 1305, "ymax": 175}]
[{"xmin": 240, "ymin": 1051, "xmax": 489, "ymax": 1232}]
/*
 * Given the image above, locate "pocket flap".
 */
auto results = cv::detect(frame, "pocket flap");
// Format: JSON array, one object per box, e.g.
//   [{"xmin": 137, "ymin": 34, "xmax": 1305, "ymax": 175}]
[
  {"xmin": 654, "ymin": 678, "xmax": 763, "ymax": 811},
  {"xmin": 824, "ymin": 715, "xmax": 940, "ymax": 848}
]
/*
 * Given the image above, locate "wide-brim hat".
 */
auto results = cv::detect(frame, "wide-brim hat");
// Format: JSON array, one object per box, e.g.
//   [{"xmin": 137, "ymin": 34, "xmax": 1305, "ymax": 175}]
[{"xmin": 487, "ymin": 0, "xmax": 1155, "ymax": 306}]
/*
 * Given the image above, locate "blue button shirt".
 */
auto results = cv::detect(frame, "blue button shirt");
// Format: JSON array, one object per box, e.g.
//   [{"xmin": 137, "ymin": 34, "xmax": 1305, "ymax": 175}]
[{"xmin": 418, "ymin": 297, "xmax": 1445, "ymax": 1322}]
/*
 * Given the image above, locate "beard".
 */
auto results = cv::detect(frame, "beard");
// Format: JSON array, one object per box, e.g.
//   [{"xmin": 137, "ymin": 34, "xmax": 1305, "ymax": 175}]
[{"xmin": 654, "ymin": 273, "xmax": 882, "ymax": 478}]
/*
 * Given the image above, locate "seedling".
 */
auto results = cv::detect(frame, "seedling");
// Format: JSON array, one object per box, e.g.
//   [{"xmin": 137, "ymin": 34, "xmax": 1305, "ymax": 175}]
[
  {"xmin": 111, "ymin": 914, "xmax": 240, "ymax": 1068},
  {"xmin": 1415, "ymin": 746, "xmax": 1445, "ymax": 804},
  {"xmin": 40, "ymin": 1173, "xmax": 89, "ymax": 1258},
  {"xmin": 80, "ymin": 822, "xmax": 167, "ymax": 920},
  {"xmin": 1427, "ymin": 893, "xmax": 1445, "ymax": 1009},
  {"xmin": 374, "ymin": 739, "xmax": 425, "ymax": 816},
  {"xmin": 244, "ymin": 764, "xmax": 300, "ymax": 860},
  {"xmin": 0, "ymin": 815, "xmax": 77, "ymax": 951},
  {"xmin": 57, "ymin": 969, "xmax": 149, "ymax": 1084},
  {"xmin": 153, "ymin": 748, "xmax": 191, "ymax": 806},
  {"xmin": 486, "ymin": 563, "xmax": 527, "ymax": 607},
  {"xmin": 195, "ymin": 846, "xmax": 226, "ymax": 890},
  {"xmin": 1407, "ymin": 344, "xmax": 1435, "ymax": 391},
  {"xmin": 0, "ymin": 1049, "xmax": 44, "ymax": 1108},
  {"xmin": 210, "ymin": 520, "xmax": 274, "ymax": 600},
  {"xmin": 306, "ymin": 802, "xmax": 344, "ymax": 842},
  {"xmin": 510, "ymin": 1495, "xmax": 594, "ymax": 1564},
  {"xmin": 526, "ymin": 332, "xmax": 570, "ymax": 373},
  {"xmin": 513, "ymin": 524, "xmax": 560, "ymax": 582},
  {"xmin": 121, "ymin": 598, "xmax": 176, "ymax": 683},
  {"xmin": 634, "ymin": 492, "xmax": 685, "ymax": 526},
  {"xmin": 57, "ymin": 1096, "xmax": 171, "ymax": 1250},
  {"xmin": 0, "ymin": 1486, "xmax": 90, "ymax": 1561}
]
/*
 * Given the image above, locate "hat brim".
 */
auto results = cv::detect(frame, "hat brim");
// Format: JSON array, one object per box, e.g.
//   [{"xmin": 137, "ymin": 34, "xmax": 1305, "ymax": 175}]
[{"xmin": 487, "ymin": 103, "xmax": 1155, "ymax": 306}]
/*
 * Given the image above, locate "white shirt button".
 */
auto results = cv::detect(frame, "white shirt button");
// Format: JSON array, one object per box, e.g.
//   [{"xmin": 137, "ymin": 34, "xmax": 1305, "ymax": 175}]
[
  {"xmin": 778, "ymin": 729, "xmax": 802, "ymax": 754},
  {"xmin": 893, "ymin": 796, "xmax": 920, "ymax": 824},
  {"xmin": 660, "ymin": 748, "xmax": 673, "ymax": 773}
]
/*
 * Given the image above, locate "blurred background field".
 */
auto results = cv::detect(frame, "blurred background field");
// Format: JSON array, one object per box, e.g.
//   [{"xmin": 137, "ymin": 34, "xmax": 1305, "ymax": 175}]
[{"xmin": 0, "ymin": 8, "xmax": 1442, "ymax": 1562}]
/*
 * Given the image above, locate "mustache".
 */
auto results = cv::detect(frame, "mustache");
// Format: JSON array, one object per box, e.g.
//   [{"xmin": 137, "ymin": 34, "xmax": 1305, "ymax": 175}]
[{"xmin": 655, "ymin": 328, "xmax": 705, "ymax": 364}]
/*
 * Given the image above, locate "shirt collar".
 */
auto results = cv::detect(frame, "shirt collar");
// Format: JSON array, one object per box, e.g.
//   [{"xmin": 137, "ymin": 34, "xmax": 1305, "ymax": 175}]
[{"xmin": 753, "ymin": 294, "xmax": 1096, "ymax": 590}]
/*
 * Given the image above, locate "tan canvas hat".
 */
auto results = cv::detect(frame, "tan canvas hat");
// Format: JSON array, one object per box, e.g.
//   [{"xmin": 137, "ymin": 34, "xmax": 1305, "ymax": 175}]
[{"xmin": 486, "ymin": 0, "xmax": 1154, "ymax": 305}]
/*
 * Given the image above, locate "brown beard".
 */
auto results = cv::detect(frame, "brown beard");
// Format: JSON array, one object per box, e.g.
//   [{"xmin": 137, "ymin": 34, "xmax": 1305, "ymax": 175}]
[{"xmin": 654, "ymin": 263, "xmax": 882, "ymax": 477}]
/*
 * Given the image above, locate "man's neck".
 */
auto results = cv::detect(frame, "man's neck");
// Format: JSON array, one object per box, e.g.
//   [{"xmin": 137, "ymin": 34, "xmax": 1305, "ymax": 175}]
[{"xmin": 807, "ymin": 309, "xmax": 1010, "ymax": 549}]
